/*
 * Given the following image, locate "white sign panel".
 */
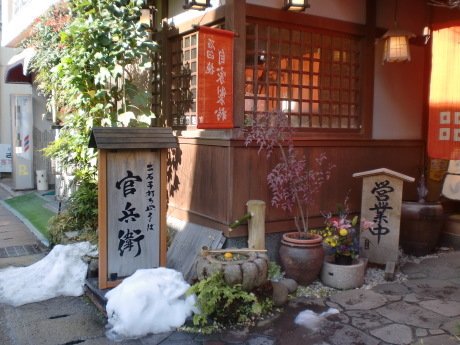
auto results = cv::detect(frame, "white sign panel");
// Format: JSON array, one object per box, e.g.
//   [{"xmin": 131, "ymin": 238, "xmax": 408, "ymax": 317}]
[
  {"xmin": 11, "ymin": 95, "xmax": 33, "ymax": 189},
  {"xmin": 106, "ymin": 150, "xmax": 161, "ymax": 280},
  {"xmin": 0, "ymin": 145, "xmax": 12, "ymax": 172}
]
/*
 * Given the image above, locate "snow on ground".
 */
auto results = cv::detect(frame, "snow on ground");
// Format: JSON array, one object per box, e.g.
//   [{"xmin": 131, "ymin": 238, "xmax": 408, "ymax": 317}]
[
  {"xmin": 105, "ymin": 267, "xmax": 198, "ymax": 341},
  {"xmin": 0, "ymin": 242, "xmax": 198, "ymax": 341},
  {"xmin": 295, "ymin": 308, "xmax": 339, "ymax": 330},
  {"xmin": 0, "ymin": 242, "xmax": 97, "ymax": 307}
]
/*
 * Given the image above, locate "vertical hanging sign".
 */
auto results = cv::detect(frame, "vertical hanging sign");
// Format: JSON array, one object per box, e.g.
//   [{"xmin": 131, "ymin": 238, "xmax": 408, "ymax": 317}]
[{"xmin": 197, "ymin": 26, "xmax": 235, "ymax": 129}]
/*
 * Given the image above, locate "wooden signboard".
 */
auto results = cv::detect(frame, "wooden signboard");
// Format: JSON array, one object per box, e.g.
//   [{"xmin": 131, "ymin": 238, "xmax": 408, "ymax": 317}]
[
  {"xmin": 353, "ymin": 168, "xmax": 414, "ymax": 265},
  {"xmin": 89, "ymin": 127, "xmax": 178, "ymax": 289}
]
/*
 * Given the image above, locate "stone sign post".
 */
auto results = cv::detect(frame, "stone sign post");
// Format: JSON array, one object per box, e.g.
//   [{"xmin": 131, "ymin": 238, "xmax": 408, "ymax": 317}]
[
  {"xmin": 353, "ymin": 168, "xmax": 414, "ymax": 265},
  {"xmin": 89, "ymin": 127, "xmax": 178, "ymax": 289}
]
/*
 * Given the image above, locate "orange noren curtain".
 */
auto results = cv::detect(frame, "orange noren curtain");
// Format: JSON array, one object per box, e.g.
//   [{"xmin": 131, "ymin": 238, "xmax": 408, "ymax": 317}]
[{"xmin": 428, "ymin": 27, "xmax": 460, "ymax": 160}]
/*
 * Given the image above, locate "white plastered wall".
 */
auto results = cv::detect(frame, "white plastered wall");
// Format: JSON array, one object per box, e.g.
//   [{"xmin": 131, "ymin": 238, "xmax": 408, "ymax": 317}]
[{"xmin": 372, "ymin": 0, "xmax": 427, "ymax": 140}]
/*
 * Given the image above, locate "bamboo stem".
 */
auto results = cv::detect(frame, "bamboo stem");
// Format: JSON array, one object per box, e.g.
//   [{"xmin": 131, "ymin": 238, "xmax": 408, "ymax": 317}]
[{"xmin": 229, "ymin": 212, "xmax": 252, "ymax": 230}]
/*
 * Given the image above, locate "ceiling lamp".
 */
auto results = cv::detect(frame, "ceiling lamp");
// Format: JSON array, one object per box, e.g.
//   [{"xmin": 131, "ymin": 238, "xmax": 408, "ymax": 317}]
[
  {"xmin": 183, "ymin": 0, "xmax": 212, "ymax": 11},
  {"xmin": 381, "ymin": 0, "xmax": 415, "ymax": 63},
  {"xmin": 282, "ymin": 0, "xmax": 310, "ymax": 12}
]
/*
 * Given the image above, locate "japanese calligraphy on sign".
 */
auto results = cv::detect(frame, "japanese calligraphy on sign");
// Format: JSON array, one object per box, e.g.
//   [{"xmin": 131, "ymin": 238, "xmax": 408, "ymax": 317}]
[
  {"xmin": 107, "ymin": 151, "xmax": 161, "ymax": 279},
  {"xmin": 369, "ymin": 180, "xmax": 394, "ymax": 244},
  {"xmin": 197, "ymin": 26, "xmax": 235, "ymax": 129}
]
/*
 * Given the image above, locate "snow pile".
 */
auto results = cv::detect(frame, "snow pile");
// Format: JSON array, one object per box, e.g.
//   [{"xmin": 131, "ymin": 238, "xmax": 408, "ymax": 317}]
[
  {"xmin": 295, "ymin": 308, "xmax": 339, "ymax": 330},
  {"xmin": 0, "ymin": 242, "xmax": 97, "ymax": 306},
  {"xmin": 105, "ymin": 267, "xmax": 198, "ymax": 341}
]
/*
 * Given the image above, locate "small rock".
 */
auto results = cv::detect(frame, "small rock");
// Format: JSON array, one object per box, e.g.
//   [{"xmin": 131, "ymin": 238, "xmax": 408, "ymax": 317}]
[
  {"xmin": 271, "ymin": 281, "xmax": 289, "ymax": 307},
  {"xmin": 428, "ymin": 329, "xmax": 445, "ymax": 335},
  {"xmin": 415, "ymin": 328, "xmax": 428, "ymax": 337},
  {"xmin": 64, "ymin": 231, "xmax": 80, "ymax": 239},
  {"xmin": 278, "ymin": 278, "xmax": 298, "ymax": 293}
]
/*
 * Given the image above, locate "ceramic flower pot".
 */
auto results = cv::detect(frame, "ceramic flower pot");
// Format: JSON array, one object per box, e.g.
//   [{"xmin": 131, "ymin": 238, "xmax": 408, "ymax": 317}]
[
  {"xmin": 320, "ymin": 257, "xmax": 367, "ymax": 290},
  {"xmin": 279, "ymin": 232, "xmax": 324, "ymax": 286},
  {"xmin": 334, "ymin": 255, "xmax": 353, "ymax": 265}
]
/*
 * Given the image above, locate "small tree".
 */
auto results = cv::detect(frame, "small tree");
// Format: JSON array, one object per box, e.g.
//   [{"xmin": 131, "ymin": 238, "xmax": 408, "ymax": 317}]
[
  {"xmin": 243, "ymin": 111, "xmax": 335, "ymax": 236},
  {"xmin": 23, "ymin": 0, "xmax": 158, "ymax": 180},
  {"xmin": 20, "ymin": 0, "xmax": 159, "ymax": 243}
]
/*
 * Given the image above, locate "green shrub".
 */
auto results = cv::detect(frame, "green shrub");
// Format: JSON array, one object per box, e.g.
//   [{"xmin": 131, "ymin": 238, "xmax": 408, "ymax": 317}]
[
  {"xmin": 48, "ymin": 179, "xmax": 98, "ymax": 246},
  {"xmin": 187, "ymin": 271, "xmax": 265, "ymax": 327}
]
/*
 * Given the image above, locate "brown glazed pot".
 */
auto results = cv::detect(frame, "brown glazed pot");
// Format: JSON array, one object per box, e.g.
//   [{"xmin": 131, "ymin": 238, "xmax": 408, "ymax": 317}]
[
  {"xmin": 400, "ymin": 201, "xmax": 444, "ymax": 256},
  {"xmin": 279, "ymin": 232, "xmax": 324, "ymax": 286}
]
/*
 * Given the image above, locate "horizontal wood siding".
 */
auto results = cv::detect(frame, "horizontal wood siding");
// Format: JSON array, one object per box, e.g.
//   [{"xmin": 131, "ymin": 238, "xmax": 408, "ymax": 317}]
[
  {"xmin": 167, "ymin": 139, "xmax": 424, "ymax": 237},
  {"xmin": 231, "ymin": 141, "xmax": 423, "ymax": 237},
  {"xmin": 167, "ymin": 142, "xmax": 230, "ymax": 230}
]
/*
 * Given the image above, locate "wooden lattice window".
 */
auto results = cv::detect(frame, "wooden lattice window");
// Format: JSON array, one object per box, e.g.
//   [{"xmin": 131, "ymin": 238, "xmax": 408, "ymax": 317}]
[
  {"xmin": 171, "ymin": 32, "xmax": 198, "ymax": 126},
  {"xmin": 245, "ymin": 21, "xmax": 361, "ymax": 130}
]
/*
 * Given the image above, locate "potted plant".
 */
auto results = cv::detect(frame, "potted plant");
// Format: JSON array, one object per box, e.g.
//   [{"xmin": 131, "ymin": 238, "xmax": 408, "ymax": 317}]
[
  {"xmin": 313, "ymin": 203, "xmax": 374, "ymax": 289},
  {"xmin": 243, "ymin": 111, "xmax": 335, "ymax": 285}
]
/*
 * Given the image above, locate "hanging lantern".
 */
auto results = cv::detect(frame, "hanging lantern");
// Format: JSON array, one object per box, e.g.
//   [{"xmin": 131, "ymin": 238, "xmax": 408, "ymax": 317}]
[
  {"xmin": 183, "ymin": 0, "xmax": 212, "ymax": 11},
  {"xmin": 381, "ymin": 0, "xmax": 415, "ymax": 63},
  {"xmin": 140, "ymin": 1, "xmax": 157, "ymax": 32},
  {"xmin": 382, "ymin": 26, "xmax": 415, "ymax": 63},
  {"xmin": 282, "ymin": 0, "xmax": 310, "ymax": 12}
]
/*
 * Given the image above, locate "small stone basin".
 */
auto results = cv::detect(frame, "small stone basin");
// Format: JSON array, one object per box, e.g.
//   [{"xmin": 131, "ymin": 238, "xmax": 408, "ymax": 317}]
[{"xmin": 195, "ymin": 250, "xmax": 269, "ymax": 291}]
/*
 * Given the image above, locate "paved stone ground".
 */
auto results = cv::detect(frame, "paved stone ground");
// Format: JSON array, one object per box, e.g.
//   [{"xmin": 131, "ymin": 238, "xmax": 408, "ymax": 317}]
[
  {"xmin": 0, "ymin": 177, "xmax": 459, "ymax": 345},
  {"xmin": 148, "ymin": 251, "xmax": 459, "ymax": 345}
]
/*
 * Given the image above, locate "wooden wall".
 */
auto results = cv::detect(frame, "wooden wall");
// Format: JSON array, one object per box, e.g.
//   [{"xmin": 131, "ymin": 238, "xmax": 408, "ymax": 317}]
[{"xmin": 167, "ymin": 138, "xmax": 424, "ymax": 237}]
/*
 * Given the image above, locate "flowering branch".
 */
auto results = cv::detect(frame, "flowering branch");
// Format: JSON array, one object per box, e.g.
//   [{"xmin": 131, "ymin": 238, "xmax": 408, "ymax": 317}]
[{"xmin": 243, "ymin": 111, "xmax": 335, "ymax": 235}]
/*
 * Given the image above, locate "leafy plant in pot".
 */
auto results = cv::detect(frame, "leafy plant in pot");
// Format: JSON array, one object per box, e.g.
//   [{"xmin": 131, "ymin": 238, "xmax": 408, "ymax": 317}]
[
  {"xmin": 243, "ymin": 111, "xmax": 335, "ymax": 285},
  {"xmin": 313, "ymin": 203, "xmax": 375, "ymax": 265}
]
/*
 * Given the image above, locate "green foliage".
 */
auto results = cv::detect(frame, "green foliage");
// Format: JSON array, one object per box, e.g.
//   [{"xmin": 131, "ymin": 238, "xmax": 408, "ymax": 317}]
[
  {"xmin": 268, "ymin": 261, "xmax": 282, "ymax": 280},
  {"xmin": 57, "ymin": 0, "xmax": 158, "ymax": 126},
  {"xmin": 23, "ymin": 0, "xmax": 158, "ymax": 181},
  {"xmin": 186, "ymin": 271, "xmax": 263, "ymax": 327},
  {"xmin": 21, "ymin": 0, "xmax": 159, "ymax": 238},
  {"xmin": 20, "ymin": 2, "xmax": 71, "ymax": 102},
  {"xmin": 455, "ymin": 323, "xmax": 460, "ymax": 340},
  {"xmin": 48, "ymin": 179, "xmax": 98, "ymax": 246}
]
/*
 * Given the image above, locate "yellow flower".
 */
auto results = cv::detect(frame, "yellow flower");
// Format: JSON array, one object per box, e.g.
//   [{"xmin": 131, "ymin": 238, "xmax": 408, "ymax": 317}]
[
  {"xmin": 326, "ymin": 238, "xmax": 337, "ymax": 247},
  {"xmin": 224, "ymin": 252, "xmax": 233, "ymax": 259},
  {"xmin": 339, "ymin": 228, "xmax": 348, "ymax": 236}
]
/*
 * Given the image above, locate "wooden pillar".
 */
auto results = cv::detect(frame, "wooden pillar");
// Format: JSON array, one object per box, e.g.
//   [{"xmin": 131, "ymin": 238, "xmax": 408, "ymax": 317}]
[{"xmin": 225, "ymin": 0, "xmax": 246, "ymax": 129}]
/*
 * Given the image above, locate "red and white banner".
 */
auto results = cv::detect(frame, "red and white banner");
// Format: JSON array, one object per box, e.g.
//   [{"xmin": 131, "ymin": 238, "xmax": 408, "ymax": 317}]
[
  {"xmin": 197, "ymin": 26, "xmax": 235, "ymax": 129},
  {"xmin": 428, "ymin": 27, "xmax": 460, "ymax": 160}
]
